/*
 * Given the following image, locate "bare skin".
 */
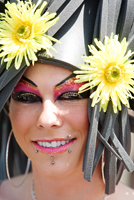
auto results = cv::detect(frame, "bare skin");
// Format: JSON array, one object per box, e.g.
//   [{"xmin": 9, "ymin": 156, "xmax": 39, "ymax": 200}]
[
  {"xmin": 0, "ymin": 64, "xmax": 134, "ymax": 200},
  {"xmin": 0, "ymin": 163, "xmax": 106, "ymax": 200},
  {"xmin": 0, "ymin": 170, "xmax": 134, "ymax": 200}
]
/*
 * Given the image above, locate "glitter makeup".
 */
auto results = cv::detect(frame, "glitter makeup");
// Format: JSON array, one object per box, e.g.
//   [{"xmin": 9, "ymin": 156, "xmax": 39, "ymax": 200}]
[
  {"xmin": 54, "ymin": 74, "xmax": 86, "ymax": 101},
  {"xmin": 13, "ymin": 76, "xmax": 41, "ymax": 97}
]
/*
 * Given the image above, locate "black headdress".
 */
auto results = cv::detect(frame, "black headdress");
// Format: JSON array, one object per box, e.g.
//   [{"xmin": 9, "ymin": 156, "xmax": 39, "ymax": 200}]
[{"xmin": 0, "ymin": 0, "xmax": 134, "ymax": 195}]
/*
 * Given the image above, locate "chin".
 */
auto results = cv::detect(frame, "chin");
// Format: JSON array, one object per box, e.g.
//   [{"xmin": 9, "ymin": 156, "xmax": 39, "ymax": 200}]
[{"xmin": 31, "ymin": 150, "xmax": 84, "ymax": 178}]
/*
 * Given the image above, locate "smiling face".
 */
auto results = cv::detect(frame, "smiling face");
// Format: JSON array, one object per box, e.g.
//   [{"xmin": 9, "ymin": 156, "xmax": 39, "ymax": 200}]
[{"xmin": 9, "ymin": 63, "xmax": 89, "ymax": 177}]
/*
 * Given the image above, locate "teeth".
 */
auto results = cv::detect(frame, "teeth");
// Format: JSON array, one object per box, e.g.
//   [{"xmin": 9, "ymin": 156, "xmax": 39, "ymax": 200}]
[
  {"xmin": 61, "ymin": 141, "xmax": 65, "ymax": 145},
  {"xmin": 42, "ymin": 142, "xmax": 46, "ymax": 147},
  {"xmin": 51, "ymin": 141, "xmax": 57, "ymax": 148},
  {"xmin": 37, "ymin": 139, "xmax": 71, "ymax": 148},
  {"xmin": 46, "ymin": 142, "xmax": 51, "ymax": 147},
  {"xmin": 38, "ymin": 141, "xmax": 43, "ymax": 146},
  {"xmin": 57, "ymin": 141, "xmax": 61, "ymax": 146}
]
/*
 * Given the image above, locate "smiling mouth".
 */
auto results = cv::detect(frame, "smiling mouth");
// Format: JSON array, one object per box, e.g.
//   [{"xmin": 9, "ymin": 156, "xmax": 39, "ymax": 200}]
[
  {"xmin": 33, "ymin": 138, "xmax": 76, "ymax": 154},
  {"xmin": 37, "ymin": 139, "xmax": 72, "ymax": 148}
]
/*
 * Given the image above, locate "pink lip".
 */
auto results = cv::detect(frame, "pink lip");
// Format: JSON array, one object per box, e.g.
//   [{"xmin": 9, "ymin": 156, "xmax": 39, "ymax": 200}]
[{"xmin": 33, "ymin": 139, "xmax": 76, "ymax": 154}]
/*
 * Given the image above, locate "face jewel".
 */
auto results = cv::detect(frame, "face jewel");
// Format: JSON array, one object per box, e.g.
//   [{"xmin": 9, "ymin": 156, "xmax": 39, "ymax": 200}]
[
  {"xmin": 50, "ymin": 156, "xmax": 55, "ymax": 165},
  {"xmin": 74, "ymin": 34, "xmax": 134, "ymax": 113},
  {"xmin": 51, "ymin": 161, "xmax": 55, "ymax": 165},
  {"xmin": 68, "ymin": 149, "xmax": 71, "ymax": 153}
]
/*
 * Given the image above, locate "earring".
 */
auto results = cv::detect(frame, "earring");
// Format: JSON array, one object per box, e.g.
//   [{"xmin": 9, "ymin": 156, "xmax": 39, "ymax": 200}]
[{"xmin": 6, "ymin": 130, "xmax": 31, "ymax": 187}]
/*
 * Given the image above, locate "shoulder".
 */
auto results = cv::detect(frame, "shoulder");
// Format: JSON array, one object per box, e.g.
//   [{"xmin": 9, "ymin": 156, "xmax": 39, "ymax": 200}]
[
  {"xmin": 108, "ymin": 182, "xmax": 134, "ymax": 200},
  {"xmin": 0, "ymin": 178, "xmax": 15, "ymax": 200},
  {"xmin": 0, "ymin": 173, "xmax": 32, "ymax": 200}
]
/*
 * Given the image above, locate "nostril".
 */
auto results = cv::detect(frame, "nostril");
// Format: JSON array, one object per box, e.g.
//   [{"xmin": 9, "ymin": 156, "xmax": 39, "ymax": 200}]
[
  {"xmin": 39, "ymin": 125, "xmax": 44, "ymax": 128},
  {"xmin": 51, "ymin": 124, "xmax": 58, "ymax": 128}
]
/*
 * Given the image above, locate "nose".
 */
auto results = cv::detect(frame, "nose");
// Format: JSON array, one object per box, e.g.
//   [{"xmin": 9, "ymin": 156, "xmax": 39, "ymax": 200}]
[{"xmin": 36, "ymin": 99, "xmax": 63, "ymax": 129}]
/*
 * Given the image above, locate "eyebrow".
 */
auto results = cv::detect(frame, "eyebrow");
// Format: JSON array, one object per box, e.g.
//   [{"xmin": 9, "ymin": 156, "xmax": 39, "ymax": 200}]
[
  {"xmin": 21, "ymin": 73, "xmax": 76, "ymax": 89},
  {"xmin": 22, "ymin": 76, "xmax": 37, "ymax": 87},
  {"xmin": 55, "ymin": 73, "xmax": 76, "ymax": 87}
]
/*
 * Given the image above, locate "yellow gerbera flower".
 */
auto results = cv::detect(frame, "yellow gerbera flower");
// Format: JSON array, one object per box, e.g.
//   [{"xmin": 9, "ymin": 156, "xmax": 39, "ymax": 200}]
[
  {"xmin": 74, "ymin": 34, "xmax": 134, "ymax": 113},
  {"xmin": 0, "ymin": 0, "xmax": 59, "ymax": 69}
]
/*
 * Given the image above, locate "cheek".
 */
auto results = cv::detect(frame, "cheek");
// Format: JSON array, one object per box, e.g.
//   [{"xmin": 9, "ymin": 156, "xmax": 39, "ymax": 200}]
[
  {"xmin": 9, "ymin": 100, "xmax": 36, "ymax": 141},
  {"xmin": 72, "ymin": 108, "xmax": 89, "ymax": 132},
  {"xmin": 10, "ymin": 105, "xmax": 27, "ymax": 131},
  {"xmin": 66, "ymin": 100, "xmax": 89, "ymax": 162},
  {"xmin": 66, "ymin": 100, "xmax": 89, "ymax": 135}
]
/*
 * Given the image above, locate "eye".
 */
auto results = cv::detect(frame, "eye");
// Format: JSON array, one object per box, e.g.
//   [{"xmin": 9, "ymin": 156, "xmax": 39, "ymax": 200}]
[
  {"xmin": 57, "ymin": 91, "xmax": 82, "ymax": 100},
  {"xmin": 11, "ymin": 91, "xmax": 42, "ymax": 103}
]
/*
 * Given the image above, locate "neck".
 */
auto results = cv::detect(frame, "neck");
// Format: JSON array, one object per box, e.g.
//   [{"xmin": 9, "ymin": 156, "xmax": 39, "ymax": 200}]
[{"xmin": 31, "ymin": 161, "xmax": 106, "ymax": 200}]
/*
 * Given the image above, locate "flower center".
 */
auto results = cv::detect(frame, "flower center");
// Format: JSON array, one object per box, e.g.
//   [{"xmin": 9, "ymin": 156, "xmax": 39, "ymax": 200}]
[
  {"xmin": 104, "ymin": 64, "xmax": 121, "ymax": 83},
  {"xmin": 16, "ymin": 25, "xmax": 31, "ymax": 40}
]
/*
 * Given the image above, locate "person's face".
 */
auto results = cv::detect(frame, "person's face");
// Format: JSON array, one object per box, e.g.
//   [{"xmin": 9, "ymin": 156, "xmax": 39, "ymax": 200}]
[{"xmin": 9, "ymin": 63, "xmax": 89, "ymax": 177}]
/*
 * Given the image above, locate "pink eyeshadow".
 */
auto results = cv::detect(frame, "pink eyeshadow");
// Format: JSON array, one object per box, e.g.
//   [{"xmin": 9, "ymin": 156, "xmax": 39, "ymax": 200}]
[
  {"xmin": 14, "ymin": 81, "xmax": 41, "ymax": 97},
  {"xmin": 54, "ymin": 81, "xmax": 83, "ymax": 101}
]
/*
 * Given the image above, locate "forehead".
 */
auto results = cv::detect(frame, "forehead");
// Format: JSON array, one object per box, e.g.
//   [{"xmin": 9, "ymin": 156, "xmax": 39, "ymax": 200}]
[{"xmin": 23, "ymin": 63, "xmax": 72, "ymax": 87}]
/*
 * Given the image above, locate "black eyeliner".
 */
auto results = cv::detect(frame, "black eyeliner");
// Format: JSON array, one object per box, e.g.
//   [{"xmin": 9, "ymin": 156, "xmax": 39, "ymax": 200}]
[
  {"xmin": 22, "ymin": 76, "xmax": 37, "ymax": 87},
  {"xmin": 55, "ymin": 73, "xmax": 76, "ymax": 87},
  {"xmin": 12, "ymin": 91, "xmax": 42, "ymax": 103}
]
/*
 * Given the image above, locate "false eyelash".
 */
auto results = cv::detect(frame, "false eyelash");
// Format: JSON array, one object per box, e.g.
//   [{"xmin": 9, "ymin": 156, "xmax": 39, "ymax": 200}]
[
  {"xmin": 11, "ymin": 91, "xmax": 42, "ymax": 103},
  {"xmin": 57, "ymin": 91, "xmax": 82, "ymax": 100}
]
